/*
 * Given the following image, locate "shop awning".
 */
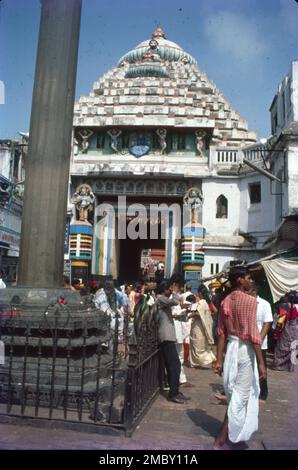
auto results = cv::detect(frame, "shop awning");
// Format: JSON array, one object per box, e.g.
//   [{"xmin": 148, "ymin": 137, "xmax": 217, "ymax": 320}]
[{"xmin": 260, "ymin": 259, "xmax": 298, "ymax": 303}]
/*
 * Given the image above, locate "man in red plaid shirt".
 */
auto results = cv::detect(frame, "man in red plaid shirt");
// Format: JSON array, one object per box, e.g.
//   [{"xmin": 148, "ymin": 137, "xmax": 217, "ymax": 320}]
[{"xmin": 213, "ymin": 266, "xmax": 266, "ymax": 450}]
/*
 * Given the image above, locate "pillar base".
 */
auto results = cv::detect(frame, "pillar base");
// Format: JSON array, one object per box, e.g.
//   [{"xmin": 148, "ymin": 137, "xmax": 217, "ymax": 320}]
[
  {"xmin": 0, "ymin": 287, "xmax": 124, "ymax": 423},
  {"xmin": 0, "ymin": 286, "xmax": 82, "ymax": 305}
]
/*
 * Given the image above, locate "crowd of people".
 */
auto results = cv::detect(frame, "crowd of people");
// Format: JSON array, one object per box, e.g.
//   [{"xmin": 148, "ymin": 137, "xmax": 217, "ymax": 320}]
[
  {"xmin": 87, "ymin": 267, "xmax": 296, "ymax": 449},
  {"xmin": 2, "ymin": 267, "xmax": 296, "ymax": 450},
  {"xmin": 141, "ymin": 261, "xmax": 165, "ymax": 284}
]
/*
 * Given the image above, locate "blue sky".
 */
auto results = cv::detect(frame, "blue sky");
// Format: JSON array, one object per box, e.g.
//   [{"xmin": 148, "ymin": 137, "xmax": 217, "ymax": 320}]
[{"xmin": 0, "ymin": 0, "xmax": 298, "ymax": 140}]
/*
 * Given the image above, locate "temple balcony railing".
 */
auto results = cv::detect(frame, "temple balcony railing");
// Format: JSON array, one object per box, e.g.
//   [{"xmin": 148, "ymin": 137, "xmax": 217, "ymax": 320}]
[
  {"xmin": 216, "ymin": 149, "xmax": 239, "ymax": 164},
  {"xmin": 242, "ymin": 143, "xmax": 267, "ymax": 162},
  {"xmin": 210, "ymin": 142, "xmax": 267, "ymax": 169},
  {"xmin": 208, "ymin": 148, "xmax": 241, "ymax": 169}
]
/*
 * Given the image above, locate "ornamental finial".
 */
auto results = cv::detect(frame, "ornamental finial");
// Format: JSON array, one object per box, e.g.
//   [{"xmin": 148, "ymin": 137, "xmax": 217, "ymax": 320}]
[{"xmin": 152, "ymin": 25, "xmax": 166, "ymax": 39}]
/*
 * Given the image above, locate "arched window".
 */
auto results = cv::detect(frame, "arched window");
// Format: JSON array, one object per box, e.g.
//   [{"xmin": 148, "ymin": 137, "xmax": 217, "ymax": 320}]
[{"xmin": 216, "ymin": 195, "xmax": 228, "ymax": 219}]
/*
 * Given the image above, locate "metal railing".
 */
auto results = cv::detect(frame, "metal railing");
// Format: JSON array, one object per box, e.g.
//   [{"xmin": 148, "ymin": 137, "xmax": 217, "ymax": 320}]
[
  {"xmin": 123, "ymin": 313, "xmax": 160, "ymax": 435},
  {"xmin": 0, "ymin": 298, "xmax": 159, "ymax": 436},
  {"xmin": 242, "ymin": 144, "xmax": 267, "ymax": 162}
]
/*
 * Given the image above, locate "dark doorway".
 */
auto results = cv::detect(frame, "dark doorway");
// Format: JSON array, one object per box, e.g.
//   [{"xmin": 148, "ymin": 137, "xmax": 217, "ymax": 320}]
[
  {"xmin": 119, "ymin": 236, "xmax": 165, "ymax": 284},
  {"xmin": 114, "ymin": 196, "xmax": 181, "ymax": 284}
]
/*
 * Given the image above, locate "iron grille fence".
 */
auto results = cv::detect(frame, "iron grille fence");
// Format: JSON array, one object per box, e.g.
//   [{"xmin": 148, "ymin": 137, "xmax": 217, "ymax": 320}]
[{"xmin": 0, "ymin": 297, "xmax": 159, "ymax": 436}]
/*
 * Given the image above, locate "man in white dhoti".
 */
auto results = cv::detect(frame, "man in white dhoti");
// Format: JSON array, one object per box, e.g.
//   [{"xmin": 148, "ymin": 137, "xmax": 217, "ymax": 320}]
[
  {"xmin": 213, "ymin": 266, "xmax": 266, "ymax": 450},
  {"xmin": 170, "ymin": 273, "xmax": 192, "ymax": 387}
]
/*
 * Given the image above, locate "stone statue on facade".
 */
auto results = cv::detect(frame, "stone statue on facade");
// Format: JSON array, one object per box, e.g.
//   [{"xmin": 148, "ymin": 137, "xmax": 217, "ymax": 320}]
[
  {"xmin": 183, "ymin": 187, "xmax": 203, "ymax": 224},
  {"xmin": 195, "ymin": 130, "xmax": 207, "ymax": 157},
  {"xmin": 72, "ymin": 184, "xmax": 95, "ymax": 223},
  {"xmin": 142, "ymin": 38, "xmax": 161, "ymax": 62},
  {"xmin": 156, "ymin": 128, "xmax": 167, "ymax": 154},
  {"xmin": 107, "ymin": 128, "xmax": 122, "ymax": 153},
  {"xmin": 180, "ymin": 53, "xmax": 190, "ymax": 64},
  {"xmin": 78, "ymin": 129, "xmax": 93, "ymax": 153}
]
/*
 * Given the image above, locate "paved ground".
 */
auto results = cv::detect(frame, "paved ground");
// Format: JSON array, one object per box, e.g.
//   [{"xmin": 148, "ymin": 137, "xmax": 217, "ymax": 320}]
[{"xmin": 0, "ymin": 354, "xmax": 297, "ymax": 450}]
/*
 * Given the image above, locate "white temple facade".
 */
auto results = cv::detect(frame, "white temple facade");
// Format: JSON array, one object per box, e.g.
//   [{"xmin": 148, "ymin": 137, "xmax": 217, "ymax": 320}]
[{"xmin": 67, "ymin": 28, "xmax": 298, "ymax": 285}]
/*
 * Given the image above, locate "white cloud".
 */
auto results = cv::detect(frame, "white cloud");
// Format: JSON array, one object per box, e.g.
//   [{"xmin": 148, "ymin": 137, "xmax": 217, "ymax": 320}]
[{"xmin": 203, "ymin": 11, "xmax": 268, "ymax": 65}]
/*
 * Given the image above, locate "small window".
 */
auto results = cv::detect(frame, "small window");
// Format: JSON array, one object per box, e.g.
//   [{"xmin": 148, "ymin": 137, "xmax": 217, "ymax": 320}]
[
  {"xmin": 216, "ymin": 263, "xmax": 219, "ymax": 273},
  {"xmin": 216, "ymin": 195, "xmax": 228, "ymax": 219},
  {"xmin": 249, "ymin": 182, "xmax": 261, "ymax": 204},
  {"xmin": 210, "ymin": 263, "xmax": 214, "ymax": 275},
  {"xmin": 177, "ymin": 134, "xmax": 186, "ymax": 150},
  {"xmin": 122, "ymin": 133, "xmax": 129, "ymax": 149},
  {"xmin": 96, "ymin": 134, "xmax": 105, "ymax": 149},
  {"xmin": 166, "ymin": 134, "xmax": 172, "ymax": 151}
]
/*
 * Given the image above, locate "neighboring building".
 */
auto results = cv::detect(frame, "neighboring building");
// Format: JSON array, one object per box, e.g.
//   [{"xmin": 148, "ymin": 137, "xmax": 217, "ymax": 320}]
[
  {"xmin": 269, "ymin": 60, "xmax": 298, "ymax": 223},
  {"xmin": 64, "ymin": 30, "xmax": 297, "ymax": 284},
  {"xmin": 0, "ymin": 138, "xmax": 26, "ymax": 282}
]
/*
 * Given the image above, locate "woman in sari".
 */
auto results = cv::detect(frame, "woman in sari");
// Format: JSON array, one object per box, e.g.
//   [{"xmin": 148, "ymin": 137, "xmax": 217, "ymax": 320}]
[
  {"xmin": 272, "ymin": 292, "xmax": 298, "ymax": 372},
  {"xmin": 188, "ymin": 293, "xmax": 216, "ymax": 368}
]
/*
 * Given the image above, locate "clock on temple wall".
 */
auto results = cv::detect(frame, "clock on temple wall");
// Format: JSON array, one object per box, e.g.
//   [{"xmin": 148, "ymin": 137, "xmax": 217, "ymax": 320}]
[{"xmin": 128, "ymin": 132, "xmax": 151, "ymax": 158}]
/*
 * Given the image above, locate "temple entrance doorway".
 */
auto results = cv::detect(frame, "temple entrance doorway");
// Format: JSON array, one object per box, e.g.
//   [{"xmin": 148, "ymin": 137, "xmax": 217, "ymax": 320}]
[
  {"xmin": 118, "ymin": 236, "xmax": 165, "ymax": 284},
  {"xmin": 93, "ymin": 194, "xmax": 183, "ymax": 281}
]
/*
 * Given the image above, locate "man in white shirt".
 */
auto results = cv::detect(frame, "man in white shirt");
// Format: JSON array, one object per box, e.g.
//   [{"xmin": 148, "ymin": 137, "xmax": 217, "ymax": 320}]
[
  {"xmin": 180, "ymin": 284, "xmax": 193, "ymax": 367},
  {"xmin": 170, "ymin": 273, "xmax": 193, "ymax": 388},
  {"xmin": 251, "ymin": 286, "xmax": 273, "ymax": 403}
]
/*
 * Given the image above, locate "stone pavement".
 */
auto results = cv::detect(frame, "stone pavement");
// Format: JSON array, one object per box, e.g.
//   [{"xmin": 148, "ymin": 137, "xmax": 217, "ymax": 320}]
[{"xmin": 0, "ymin": 355, "xmax": 297, "ymax": 450}]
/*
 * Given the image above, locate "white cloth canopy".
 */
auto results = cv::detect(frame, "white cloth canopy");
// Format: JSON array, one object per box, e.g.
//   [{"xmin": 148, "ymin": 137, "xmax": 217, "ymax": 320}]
[{"xmin": 261, "ymin": 259, "xmax": 298, "ymax": 303}]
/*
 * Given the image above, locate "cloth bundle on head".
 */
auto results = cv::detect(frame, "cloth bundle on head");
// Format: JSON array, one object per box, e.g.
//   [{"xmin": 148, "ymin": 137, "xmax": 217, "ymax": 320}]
[{"xmin": 209, "ymin": 279, "xmax": 222, "ymax": 289}]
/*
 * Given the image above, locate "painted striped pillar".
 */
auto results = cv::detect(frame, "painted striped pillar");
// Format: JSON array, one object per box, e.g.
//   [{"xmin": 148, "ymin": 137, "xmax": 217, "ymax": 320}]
[
  {"xmin": 69, "ymin": 223, "xmax": 93, "ymax": 260},
  {"xmin": 181, "ymin": 223, "xmax": 205, "ymax": 271},
  {"xmin": 92, "ymin": 207, "xmax": 115, "ymax": 276}
]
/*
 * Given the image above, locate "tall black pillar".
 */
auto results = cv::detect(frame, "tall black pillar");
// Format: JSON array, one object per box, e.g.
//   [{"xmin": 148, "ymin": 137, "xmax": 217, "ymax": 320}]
[{"xmin": 18, "ymin": 0, "xmax": 82, "ymax": 287}]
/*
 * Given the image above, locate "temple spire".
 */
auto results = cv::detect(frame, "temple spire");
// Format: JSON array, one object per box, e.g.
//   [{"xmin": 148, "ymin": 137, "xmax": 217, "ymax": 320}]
[{"xmin": 152, "ymin": 25, "xmax": 166, "ymax": 39}]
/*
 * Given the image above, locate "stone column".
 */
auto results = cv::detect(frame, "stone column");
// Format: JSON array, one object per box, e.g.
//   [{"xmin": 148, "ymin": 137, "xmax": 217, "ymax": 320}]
[{"xmin": 18, "ymin": 0, "xmax": 82, "ymax": 288}]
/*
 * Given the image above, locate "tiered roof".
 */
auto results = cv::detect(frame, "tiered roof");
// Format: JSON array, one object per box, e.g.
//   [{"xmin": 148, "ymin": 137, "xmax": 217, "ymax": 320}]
[{"xmin": 74, "ymin": 27, "xmax": 256, "ymax": 146}]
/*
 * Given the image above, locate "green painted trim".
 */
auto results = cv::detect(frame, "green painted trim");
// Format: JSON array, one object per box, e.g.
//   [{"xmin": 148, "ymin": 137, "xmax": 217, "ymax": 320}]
[{"xmin": 0, "ymin": 226, "xmax": 20, "ymax": 237}]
